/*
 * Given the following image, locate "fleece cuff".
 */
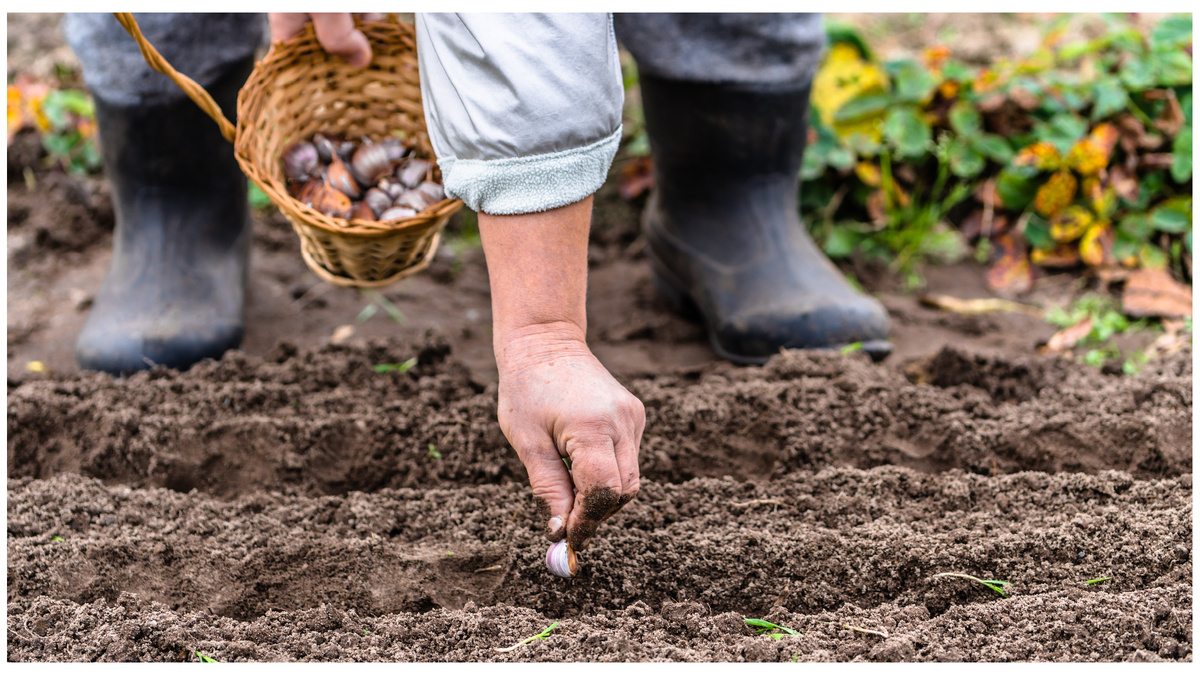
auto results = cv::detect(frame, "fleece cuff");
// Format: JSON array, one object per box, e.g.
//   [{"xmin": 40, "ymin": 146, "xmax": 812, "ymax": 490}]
[{"xmin": 437, "ymin": 126, "xmax": 622, "ymax": 216}]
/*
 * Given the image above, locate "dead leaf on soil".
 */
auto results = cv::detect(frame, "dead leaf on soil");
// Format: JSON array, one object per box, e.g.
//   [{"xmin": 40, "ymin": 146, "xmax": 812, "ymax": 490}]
[
  {"xmin": 618, "ymin": 156, "xmax": 654, "ymax": 201},
  {"xmin": 985, "ymin": 234, "xmax": 1035, "ymax": 295},
  {"xmin": 1143, "ymin": 318, "xmax": 1191, "ymax": 362},
  {"xmin": 1138, "ymin": 153, "xmax": 1174, "ymax": 171},
  {"xmin": 1154, "ymin": 89, "xmax": 1185, "ymax": 137},
  {"xmin": 1031, "ymin": 244, "xmax": 1083, "ymax": 268},
  {"xmin": 1034, "ymin": 169, "xmax": 1078, "ymax": 218},
  {"xmin": 1122, "ymin": 268, "xmax": 1193, "ymax": 318},
  {"xmin": 919, "ymin": 294, "xmax": 1044, "ymax": 317},
  {"xmin": 330, "ymin": 324, "xmax": 356, "ymax": 345},
  {"xmin": 1040, "ymin": 317, "xmax": 1093, "ymax": 354}
]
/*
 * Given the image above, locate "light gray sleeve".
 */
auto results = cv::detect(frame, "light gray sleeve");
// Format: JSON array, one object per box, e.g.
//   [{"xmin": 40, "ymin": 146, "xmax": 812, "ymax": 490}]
[{"xmin": 415, "ymin": 13, "xmax": 624, "ymax": 216}]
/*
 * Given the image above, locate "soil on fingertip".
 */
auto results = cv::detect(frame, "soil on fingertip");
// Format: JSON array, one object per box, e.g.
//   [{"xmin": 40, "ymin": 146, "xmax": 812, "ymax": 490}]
[{"xmin": 7, "ymin": 12, "xmax": 1193, "ymax": 663}]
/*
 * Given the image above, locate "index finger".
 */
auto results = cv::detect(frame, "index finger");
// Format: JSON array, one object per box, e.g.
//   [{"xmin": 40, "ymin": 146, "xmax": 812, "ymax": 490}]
[{"xmin": 311, "ymin": 13, "xmax": 372, "ymax": 68}]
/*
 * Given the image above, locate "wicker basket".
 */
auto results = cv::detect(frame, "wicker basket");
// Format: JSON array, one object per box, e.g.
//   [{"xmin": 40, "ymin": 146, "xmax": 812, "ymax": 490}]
[{"xmin": 115, "ymin": 13, "xmax": 462, "ymax": 288}]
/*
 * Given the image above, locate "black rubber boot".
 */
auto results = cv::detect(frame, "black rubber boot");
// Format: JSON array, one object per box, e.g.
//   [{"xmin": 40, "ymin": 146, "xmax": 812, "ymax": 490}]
[
  {"xmin": 640, "ymin": 75, "xmax": 893, "ymax": 363},
  {"xmin": 75, "ymin": 58, "xmax": 253, "ymax": 375}
]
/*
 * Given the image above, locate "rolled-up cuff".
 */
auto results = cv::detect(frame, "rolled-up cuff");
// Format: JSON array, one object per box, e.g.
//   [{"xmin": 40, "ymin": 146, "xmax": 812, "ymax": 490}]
[{"xmin": 438, "ymin": 125, "xmax": 622, "ymax": 216}]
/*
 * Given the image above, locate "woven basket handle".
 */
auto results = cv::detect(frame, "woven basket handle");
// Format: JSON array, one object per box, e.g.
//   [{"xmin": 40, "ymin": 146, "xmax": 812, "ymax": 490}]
[{"xmin": 113, "ymin": 12, "xmax": 237, "ymax": 143}]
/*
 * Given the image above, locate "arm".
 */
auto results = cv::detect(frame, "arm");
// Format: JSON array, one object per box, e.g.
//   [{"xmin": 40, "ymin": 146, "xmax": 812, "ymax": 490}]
[{"xmin": 480, "ymin": 197, "xmax": 643, "ymax": 550}]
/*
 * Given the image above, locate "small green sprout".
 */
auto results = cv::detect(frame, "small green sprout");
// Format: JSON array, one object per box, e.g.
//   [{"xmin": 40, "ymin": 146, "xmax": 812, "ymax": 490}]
[
  {"xmin": 195, "ymin": 651, "xmax": 218, "ymax": 663},
  {"xmin": 50, "ymin": 536, "xmax": 64, "ymax": 542},
  {"xmin": 1085, "ymin": 576, "xmax": 1112, "ymax": 585},
  {"xmin": 427, "ymin": 443, "xmax": 442, "ymax": 459},
  {"xmin": 363, "ymin": 628, "xmax": 370, "ymax": 635},
  {"xmin": 562, "ymin": 456, "xmax": 572, "ymax": 471},
  {"xmin": 495, "ymin": 621, "xmax": 561, "ymax": 653},
  {"xmin": 360, "ymin": 289, "xmax": 407, "ymax": 324},
  {"xmin": 934, "ymin": 572, "xmax": 1012, "ymax": 597},
  {"xmin": 745, "ymin": 618, "xmax": 801, "ymax": 639},
  {"xmin": 373, "ymin": 357, "xmax": 418, "ymax": 374},
  {"xmin": 840, "ymin": 341, "xmax": 864, "ymax": 354}
]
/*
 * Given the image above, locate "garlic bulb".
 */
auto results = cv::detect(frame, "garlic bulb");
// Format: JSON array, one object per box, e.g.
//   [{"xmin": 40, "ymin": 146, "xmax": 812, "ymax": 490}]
[{"xmin": 545, "ymin": 540, "xmax": 577, "ymax": 578}]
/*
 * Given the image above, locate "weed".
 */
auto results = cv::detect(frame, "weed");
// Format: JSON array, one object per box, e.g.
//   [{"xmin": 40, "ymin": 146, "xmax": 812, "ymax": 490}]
[
  {"xmin": 358, "ymin": 289, "xmax": 406, "ymax": 324},
  {"xmin": 50, "ymin": 536, "xmax": 63, "ymax": 542},
  {"xmin": 1044, "ymin": 293, "xmax": 1155, "ymax": 370},
  {"xmin": 427, "ymin": 443, "xmax": 442, "ymax": 460},
  {"xmin": 1085, "ymin": 576, "xmax": 1113, "ymax": 585},
  {"xmin": 194, "ymin": 651, "xmax": 218, "ymax": 663},
  {"xmin": 744, "ymin": 618, "xmax": 801, "ymax": 639},
  {"xmin": 495, "ymin": 621, "xmax": 561, "ymax": 653},
  {"xmin": 934, "ymin": 572, "xmax": 1012, "ymax": 597},
  {"xmin": 840, "ymin": 341, "xmax": 864, "ymax": 354},
  {"xmin": 372, "ymin": 357, "xmax": 418, "ymax": 374}
]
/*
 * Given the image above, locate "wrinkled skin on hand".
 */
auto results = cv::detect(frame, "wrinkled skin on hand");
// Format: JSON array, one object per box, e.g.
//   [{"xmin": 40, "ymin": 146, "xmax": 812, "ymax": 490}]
[{"xmin": 497, "ymin": 327, "xmax": 644, "ymax": 552}]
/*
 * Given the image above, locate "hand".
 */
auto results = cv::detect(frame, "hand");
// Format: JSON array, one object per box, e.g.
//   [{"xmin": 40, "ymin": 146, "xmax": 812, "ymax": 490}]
[
  {"xmin": 497, "ymin": 325, "xmax": 644, "ymax": 552},
  {"xmin": 267, "ymin": 13, "xmax": 383, "ymax": 68}
]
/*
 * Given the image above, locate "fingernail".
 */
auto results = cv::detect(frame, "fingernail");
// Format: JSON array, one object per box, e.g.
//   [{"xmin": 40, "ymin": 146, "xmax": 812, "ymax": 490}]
[{"xmin": 548, "ymin": 516, "xmax": 563, "ymax": 532}]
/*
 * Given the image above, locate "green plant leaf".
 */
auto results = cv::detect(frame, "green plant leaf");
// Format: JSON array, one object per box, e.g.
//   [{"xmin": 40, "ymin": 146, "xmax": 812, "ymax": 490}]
[
  {"xmin": 1033, "ymin": 113, "xmax": 1089, "ymax": 154},
  {"xmin": 1118, "ymin": 213, "xmax": 1153, "ymax": 241},
  {"xmin": 892, "ymin": 61, "xmax": 938, "ymax": 104},
  {"xmin": 833, "ymin": 92, "xmax": 892, "ymax": 124},
  {"xmin": 1090, "ymin": 77, "xmax": 1129, "ymax": 121},
  {"xmin": 1022, "ymin": 213, "xmax": 1055, "ymax": 250},
  {"xmin": 1152, "ymin": 50, "xmax": 1193, "ymax": 87},
  {"xmin": 970, "ymin": 134, "xmax": 1014, "ymax": 163},
  {"xmin": 948, "ymin": 138, "xmax": 984, "ymax": 178},
  {"xmin": 1119, "ymin": 56, "xmax": 1157, "ymax": 91},
  {"xmin": 843, "ymin": 131, "xmax": 882, "ymax": 157},
  {"xmin": 1181, "ymin": 91, "xmax": 1193, "ymax": 126},
  {"xmin": 826, "ymin": 145, "xmax": 856, "ymax": 172},
  {"xmin": 1150, "ymin": 15, "xmax": 1192, "ymax": 51},
  {"xmin": 372, "ymin": 357, "xmax": 418, "ymax": 374},
  {"xmin": 996, "ymin": 165, "xmax": 1041, "ymax": 211},
  {"xmin": 883, "ymin": 107, "xmax": 931, "ymax": 159},
  {"xmin": 823, "ymin": 225, "xmax": 863, "ymax": 259},
  {"xmin": 948, "ymin": 101, "xmax": 982, "ymax": 137},
  {"xmin": 248, "ymin": 181, "xmax": 273, "ymax": 210},
  {"xmin": 800, "ymin": 150, "xmax": 827, "ymax": 181},
  {"xmin": 1150, "ymin": 197, "xmax": 1192, "ymax": 233},
  {"xmin": 824, "ymin": 20, "xmax": 874, "ymax": 61},
  {"xmin": 1172, "ymin": 125, "xmax": 1192, "ymax": 183}
]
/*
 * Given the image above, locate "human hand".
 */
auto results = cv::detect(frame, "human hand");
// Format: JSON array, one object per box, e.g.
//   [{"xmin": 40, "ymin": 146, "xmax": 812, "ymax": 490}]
[
  {"xmin": 267, "ymin": 13, "xmax": 383, "ymax": 68},
  {"xmin": 496, "ymin": 325, "xmax": 644, "ymax": 552}
]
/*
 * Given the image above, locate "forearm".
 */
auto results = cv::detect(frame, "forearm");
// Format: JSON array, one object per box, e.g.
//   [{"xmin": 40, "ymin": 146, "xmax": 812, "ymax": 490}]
[{"xmin": 478, "ymin": 196, "xmax": 593, "ymax": 368}]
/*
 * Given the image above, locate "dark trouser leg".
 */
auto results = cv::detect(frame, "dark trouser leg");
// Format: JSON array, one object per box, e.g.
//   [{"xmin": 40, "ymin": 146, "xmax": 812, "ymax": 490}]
[
  {"xmin": 615, "ymin": 13, "xmax": 892, "ymax": 363},
  {"xmin": 64, "ymin": 13, "xmax": 265, "ymax": 374}
]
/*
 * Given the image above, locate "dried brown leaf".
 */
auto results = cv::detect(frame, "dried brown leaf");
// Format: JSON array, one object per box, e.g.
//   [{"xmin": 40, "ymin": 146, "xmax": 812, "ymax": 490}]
[
  {"xmin": 1122, "ymin": 268, "xmax": 1193, "ymax": 318},
  {"xmin": 1041, "ymin": 317, "xmax": 1093, "ymax": 354}
]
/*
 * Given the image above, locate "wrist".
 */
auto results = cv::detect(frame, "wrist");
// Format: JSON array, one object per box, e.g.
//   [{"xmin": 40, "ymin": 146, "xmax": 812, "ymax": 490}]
[{"xmin": 495, "ymin": 321, "xmax": 589, "ymax": 372}]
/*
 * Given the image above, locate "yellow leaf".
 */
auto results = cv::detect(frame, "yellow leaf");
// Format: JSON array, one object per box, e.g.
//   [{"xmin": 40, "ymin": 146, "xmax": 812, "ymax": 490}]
[
  {"xmin": 1079, "ymin": 222, "xmax": 1114, "ymax": 267},
  {"xmin": 1049, "ymin": 205, "xmax": 1094, "ymax": 242},
  {"xmin": 812, "ymin": 43, "xmax": 889, "ymax": 142},
  {"xmin": 854, "ymin": 162, "xmax": 881, "ymax": 187},
  {"xmin": 1013, "ymin": 142, "xmax": 1063, "ymax": 171},
  {"xmin": 1034, "ymin": 170, "xmax": 1078, "ymax": 218},
  {"xmin": 1066, "ymin": 139, "xmax": 1107, "ymax": 175}
]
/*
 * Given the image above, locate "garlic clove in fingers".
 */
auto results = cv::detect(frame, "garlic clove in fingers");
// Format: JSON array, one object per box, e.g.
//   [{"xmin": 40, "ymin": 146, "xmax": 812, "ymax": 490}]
[{"xmin": 546, "ymin": 540, "xmax": 578, "ymax": 578}]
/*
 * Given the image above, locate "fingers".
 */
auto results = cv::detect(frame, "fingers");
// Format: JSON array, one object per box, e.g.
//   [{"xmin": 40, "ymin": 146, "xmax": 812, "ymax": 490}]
[
  {"xmin": 311, "ymin": 13, "xmax": 373, "ymax": 68},
  {"xmin": 267, "ymin": 13, "xmax": 312, "ymax": 44},
  {"xmin": 513, "ymin": 433, "xmax": 575, "ymax": 542},
  {"xmin": 564, "ymin": 434, "xmax": 624, "ymax": 552},
  {"xmin": 612, "ymin": 397, "xmax": 645, "ymax": 508}
]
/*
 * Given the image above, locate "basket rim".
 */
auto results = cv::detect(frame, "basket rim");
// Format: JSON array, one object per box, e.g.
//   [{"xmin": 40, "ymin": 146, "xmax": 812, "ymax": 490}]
[{"xmin": 233, "ymin": 18, "xmax": 464, "ymax": 239}]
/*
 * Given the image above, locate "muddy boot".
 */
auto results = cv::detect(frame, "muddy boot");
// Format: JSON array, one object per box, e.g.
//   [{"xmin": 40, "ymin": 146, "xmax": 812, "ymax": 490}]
[
  {"xmin": 74, "ymin": 58, "xmax": 253, "ymax": 375},
  {"xmin": 640, "ymin": 75, "xmax": 893, "ymax": 363}
]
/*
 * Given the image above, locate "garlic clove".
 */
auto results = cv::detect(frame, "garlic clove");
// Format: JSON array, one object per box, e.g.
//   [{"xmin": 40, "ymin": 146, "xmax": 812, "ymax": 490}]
[
  {"xmin": 282, "ymin": 141, "xmax": 320, "ymax": 182},
  {"xmin": 414, "ymin": 181, "xmax": 445, "ymax": 203},
  {"xmin": 396, "ymin": 189, "xmax": 434, "ymax": 212},
  {"xmin": 307, "ymin": 183, "xmax": 352, "ymax": 219},
  {"xmin": 363, "ymin": 188, "xmax": 393, "ymax": 218},
  {"xmin": 545, "ymin": 540, "xmax": 578, "ymax": 578},
  {"xmin": 378, "ymin": 178, "xmax": 404, "ymax": 200},
  {"xmin": 396, "ymin": 158, "xmax": 432, "ymax": 189},
  {"xmin": 349, "ymin": 201, "xmax": 375, "ymax": 222},
  {"xmin": 378, "ymin": 206, "xmax": 418, "ymax": 221},
  {"xmin": 349, "ymin": 142, "xmax": 394, "ymax": 188},
  {"xmin": 326, "ymin": 156, "xmax": 362, "ymax": 199},
  {"xmin": 312, "ymin": 133, "xmax": 335, "ymax": 164}
]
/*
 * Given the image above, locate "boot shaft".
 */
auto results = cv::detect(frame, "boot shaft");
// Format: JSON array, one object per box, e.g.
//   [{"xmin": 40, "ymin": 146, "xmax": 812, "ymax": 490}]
[
  {"xmin": 92, "ymin": 57, "xmax": 252, "ymax": 197},
  {"xmin": 639, "ymin": 75, "xmax": 813, "ymax": 195}
]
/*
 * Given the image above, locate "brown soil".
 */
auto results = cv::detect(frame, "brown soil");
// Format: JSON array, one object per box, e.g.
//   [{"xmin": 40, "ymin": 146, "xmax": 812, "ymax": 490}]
[{"xmin": 6, "ymin": 13, "xmax": 1193, "ymax": 663}]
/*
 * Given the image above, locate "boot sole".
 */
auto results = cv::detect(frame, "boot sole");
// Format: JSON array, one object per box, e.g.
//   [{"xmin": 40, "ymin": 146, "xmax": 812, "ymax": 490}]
[{"xmin": 648, "ymin": 253, "xmax": 893, "ymax": 365}]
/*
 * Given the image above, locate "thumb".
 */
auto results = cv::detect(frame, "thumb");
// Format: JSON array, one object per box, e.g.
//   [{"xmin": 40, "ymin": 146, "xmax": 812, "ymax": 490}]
[{"xmin": 519, "ymin": 439, "xmax": 575, "ymax": 542}]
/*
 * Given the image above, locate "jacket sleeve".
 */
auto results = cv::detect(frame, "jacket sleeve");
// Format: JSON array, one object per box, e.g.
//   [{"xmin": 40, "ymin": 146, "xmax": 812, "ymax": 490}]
[{"xmin": 415, "ymin": 13, "xmax": 624, "ymax": 216}]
